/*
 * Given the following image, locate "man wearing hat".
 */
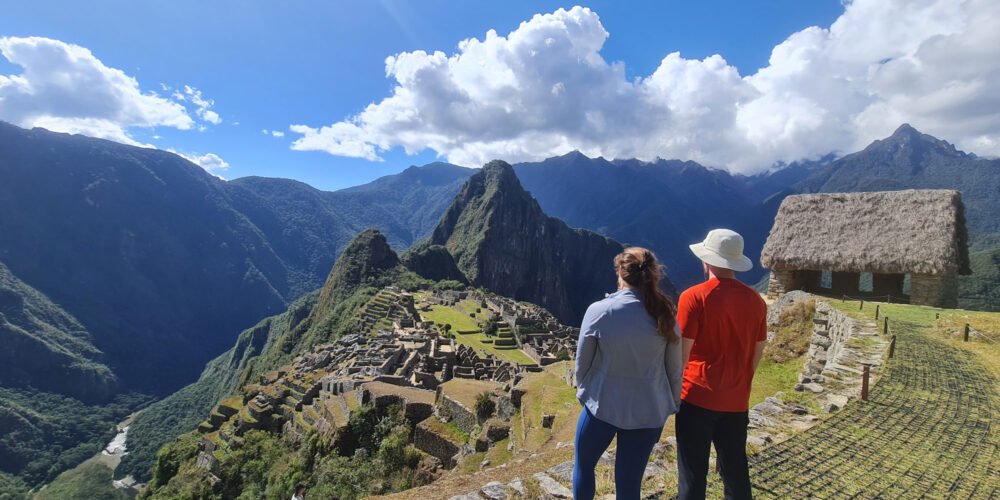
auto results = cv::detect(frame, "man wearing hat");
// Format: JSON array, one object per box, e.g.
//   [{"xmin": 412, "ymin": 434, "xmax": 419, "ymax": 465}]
[{"xmin": 676, "ymin": 229, "xmax": 768, "ymax": 500}]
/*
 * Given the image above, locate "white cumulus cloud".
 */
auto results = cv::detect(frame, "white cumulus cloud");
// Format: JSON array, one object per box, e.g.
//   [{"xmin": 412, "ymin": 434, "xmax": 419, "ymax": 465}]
[
  {"xmin": 0, "ymin": 36, "xmax": 194, "ymax": 146},
  {"xmin": 288, "ymin": 0, "xmax": 1000, "ymax": 172},
  {"xmin": 174, "ymin": 150, "xmax": 231, "ymax": 177}
]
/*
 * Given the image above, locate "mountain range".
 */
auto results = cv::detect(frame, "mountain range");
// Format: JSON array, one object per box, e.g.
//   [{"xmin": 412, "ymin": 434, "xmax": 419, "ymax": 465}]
[{"xmin": 0, "ymin": 120, "xmax": 998, "ymax": 491}]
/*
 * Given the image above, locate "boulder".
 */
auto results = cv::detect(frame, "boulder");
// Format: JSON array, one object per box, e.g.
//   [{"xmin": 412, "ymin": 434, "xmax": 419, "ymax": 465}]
[
  {"xmin": 479, "ymin": 481, "xmax": 506, "ymax": 500},
  {"xmin": 643, "ymin": 460, "xmax": 667, "ymax": 479},
  {"xmin": 507, "ymin": 479, "xmax": 526, "ymax": 496},
  {"xmin": 532, "ymin": 473, "xmax": 572, "ymax": 498},
  {"xmin": 547, "ymin": 461, "xmax": 574, "ymax": 482}
]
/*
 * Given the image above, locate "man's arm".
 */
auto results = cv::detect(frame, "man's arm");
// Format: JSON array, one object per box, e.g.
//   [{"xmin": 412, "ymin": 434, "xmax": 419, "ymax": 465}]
[
  {"xmin": 681, "ymin": 337, "xmax": 695, "ymax": 369},
  {"xmin": 752, "ymin": 309, "xmax": 768, "ymax": 373},
  {"xmin": 751, "ymin": 340, "xmax": 767, "ymax": 373},
  {"xmin": 677, "ymin": 290, "xmax": 700, "ymax": 368}
]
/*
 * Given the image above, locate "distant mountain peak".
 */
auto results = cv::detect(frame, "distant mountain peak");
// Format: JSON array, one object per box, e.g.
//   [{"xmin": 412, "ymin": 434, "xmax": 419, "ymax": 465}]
[
  {"xmin": 312, "ymin": 228, "xmax": 400, "ymax": 317},
  {"xmin": 427, "ymin": 159, "xmax": 626, "ymax": 322},
  {"xmin": 867, "ymin": 123, "xmax": 964, "ymax": 158}
]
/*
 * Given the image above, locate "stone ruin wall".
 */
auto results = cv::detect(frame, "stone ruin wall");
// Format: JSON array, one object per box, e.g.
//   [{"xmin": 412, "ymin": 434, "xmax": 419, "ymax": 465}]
[
  {"xmin": 413, "ymin": 421, "xmax": 460, "ymax": 468},
  {"xmin": 436, "ymin": 394, "xmax": 477, "ymax": 434}
]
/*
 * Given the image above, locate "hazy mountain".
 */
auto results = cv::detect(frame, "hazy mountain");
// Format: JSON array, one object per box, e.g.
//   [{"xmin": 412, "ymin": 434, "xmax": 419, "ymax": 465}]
[
  {"xmin": 0, "ymin": 123, "xmax": 471, "ymax": 396},
  {"xmin": 424, "ymin": 160, "xmax": 627, "ymax": 323}
]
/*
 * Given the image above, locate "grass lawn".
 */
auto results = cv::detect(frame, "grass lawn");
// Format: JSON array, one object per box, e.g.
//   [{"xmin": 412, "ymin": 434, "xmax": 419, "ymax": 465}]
[
  {"xmin": 749, "ymin": 356, "xmax": 804, "ymax": 407},
  {"xmin": 422, "ymin": 304, "xmax": 481, "ymax": 333},
  {"xmin": 832, "ymin": 299, "xmax": 1000, "ymax": 387},
  {"xmin": 419, "ymin": 299, "xmax": 537, "ymax": 365}
]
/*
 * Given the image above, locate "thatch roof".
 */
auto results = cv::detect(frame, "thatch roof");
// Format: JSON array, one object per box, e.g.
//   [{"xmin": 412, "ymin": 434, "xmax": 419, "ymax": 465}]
[{"xmin": 761, "ymin": 190, "xmax": 971, "ymax": 275}]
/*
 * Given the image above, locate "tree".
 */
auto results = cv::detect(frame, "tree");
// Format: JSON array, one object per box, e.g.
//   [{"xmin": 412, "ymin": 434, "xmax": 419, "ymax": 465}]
[{"xmin": 482, "ymin": 316, "xmax": 499, "ymax": 337}]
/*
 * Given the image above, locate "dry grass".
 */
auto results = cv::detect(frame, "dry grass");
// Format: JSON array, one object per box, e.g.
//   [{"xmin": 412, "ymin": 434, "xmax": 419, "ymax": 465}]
[
  {"xmin": 440, "ymin": 379, "xmax": 501, "ymax": 410},
  {"xmin": 761, "ymin": 190, "xmax": 970, "ymax": 275}
]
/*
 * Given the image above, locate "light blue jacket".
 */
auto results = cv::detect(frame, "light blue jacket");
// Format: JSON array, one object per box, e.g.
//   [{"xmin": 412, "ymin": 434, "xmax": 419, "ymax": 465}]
[{"xmin": 575, "ymin": 288, "xmax": 683, "ymax": 430}]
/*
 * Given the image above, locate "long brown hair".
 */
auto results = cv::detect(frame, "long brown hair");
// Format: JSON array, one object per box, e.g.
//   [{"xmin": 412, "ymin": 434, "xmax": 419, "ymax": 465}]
[{"xmin": 614, "ymin": 247, "xmax": 678, "ymax": 343}]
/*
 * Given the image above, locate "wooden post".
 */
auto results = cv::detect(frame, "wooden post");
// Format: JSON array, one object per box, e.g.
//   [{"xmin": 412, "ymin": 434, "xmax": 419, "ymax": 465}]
[
  {"xmin": 859, "ymin": 299, "xmax": 864, "ymax": 311},
  {"xmin": 842, "ymin": 295, "xmax": 846, "ymax": 303},
  {"xmin": 888, "ymin": 335, "xmax": 896, "ymax": 359},
  {"xmin": 883, "ymin": 317, "xmax": 889, "ymax": 336},
  {"xmin": 875, "ymin": 304, "xmax": 880, "ymax": 320},
  {"xmin": 964, "ymin": 324, "xmax": 970, "ymax": 342},
  {"xmin": 861, "ymin": 364, "xmax": 871, "ymax": 402}
]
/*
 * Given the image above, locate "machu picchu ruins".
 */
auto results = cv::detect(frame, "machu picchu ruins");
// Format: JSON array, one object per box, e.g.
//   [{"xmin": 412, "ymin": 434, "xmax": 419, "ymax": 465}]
[{"xmin": 191, "ymin": 285, "xmax": 584, "ymax": 483}]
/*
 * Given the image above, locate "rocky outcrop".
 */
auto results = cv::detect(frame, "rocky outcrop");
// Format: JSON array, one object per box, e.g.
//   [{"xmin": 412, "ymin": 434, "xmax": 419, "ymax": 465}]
[
  {"xmin": 402, "ymin": 244, "xmax": 469, "ymax": 283},
  {"xmin": 428, "ymin": 160, "xmax": 629, "ymax": 324}
]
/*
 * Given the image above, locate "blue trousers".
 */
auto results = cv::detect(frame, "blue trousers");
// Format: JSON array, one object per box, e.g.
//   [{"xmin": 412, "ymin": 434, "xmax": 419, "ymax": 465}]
[{"xmin": 573, "ymin": 407, "xmax": 664, "ymax": 500}]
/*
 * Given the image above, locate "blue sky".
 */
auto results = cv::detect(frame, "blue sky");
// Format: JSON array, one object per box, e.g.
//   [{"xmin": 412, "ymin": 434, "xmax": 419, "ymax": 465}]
[{"xmin": 3, "ymin": 1, "xmax": 997, "ymax": 190}]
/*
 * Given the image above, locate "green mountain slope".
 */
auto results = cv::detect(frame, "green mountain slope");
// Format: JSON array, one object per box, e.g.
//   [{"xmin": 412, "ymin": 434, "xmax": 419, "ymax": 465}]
[
  {"xmin": 959, "ymin": 247, "xmax": 1000, "ymax": 312},
  {"xmin": 121, "ymin": 229, "xmax": 429, "ymax": 481},
  {"xmin": 0, "ymin": 261, "xmax": 116, "ymax": 402}
]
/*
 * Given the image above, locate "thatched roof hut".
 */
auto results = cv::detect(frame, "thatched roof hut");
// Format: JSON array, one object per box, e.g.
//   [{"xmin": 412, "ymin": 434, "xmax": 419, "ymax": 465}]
[{"xmin": 761, "ymin": 190, "xmax": 970, "ymax": 307}]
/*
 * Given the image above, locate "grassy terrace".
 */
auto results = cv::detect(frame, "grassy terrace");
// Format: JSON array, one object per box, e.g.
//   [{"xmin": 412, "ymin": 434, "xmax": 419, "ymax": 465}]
[
  {"xmin": 415, "ymin": 293, "xmax": 537, "ymax": 366},
  {"xmin": 711, "ymin": 299, "xmax": 1000, "ymax": 498},
  {"xmin": 420, "ymin": 416, "xmax": 470, "ymax": 445}
]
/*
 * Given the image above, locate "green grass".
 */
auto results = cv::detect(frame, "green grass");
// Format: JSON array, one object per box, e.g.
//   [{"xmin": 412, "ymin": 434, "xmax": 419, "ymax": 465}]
[
  {"xmin": 515, "ymin": 363, "xmax": 579, "ymax": 452},
  {"xmin": 750, "ymin": 357, "xmax": 804, "ymax": 407},
  {"xmin": 420, "ymin": 418, "xmax": 470, "ymax": 445},
  {"xmin": 418, "ymin": 298, "xmax": 537, "ymax": 365},
  {"xmin": 422, "ymin": 304, "xmax": 482, "ymax": 333},
  {"xmin": 455, "ymin": 437, "xmax": 513, "ymax": 474}
]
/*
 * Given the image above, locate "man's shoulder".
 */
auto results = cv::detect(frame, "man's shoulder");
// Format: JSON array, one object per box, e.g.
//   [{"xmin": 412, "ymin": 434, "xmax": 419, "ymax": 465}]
[{"xmin": 681, "ymin": 280, "xmax": 717, "ymax": 299}]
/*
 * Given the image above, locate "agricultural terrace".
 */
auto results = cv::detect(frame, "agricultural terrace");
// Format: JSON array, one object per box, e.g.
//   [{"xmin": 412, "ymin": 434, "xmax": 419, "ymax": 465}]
[
  {"xmin": 714, "ymin": 300, "xmax": 999, "ymax": 498},
  {"xmin": 414, "ymin": 292, "xmax": 537, "ymax": 366}
]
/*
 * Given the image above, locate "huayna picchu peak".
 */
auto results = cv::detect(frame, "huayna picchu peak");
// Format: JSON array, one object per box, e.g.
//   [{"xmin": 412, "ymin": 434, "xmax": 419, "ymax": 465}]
[{"xmin": 426, "ymin": 160, "xmax": 632, "ymax": 324}]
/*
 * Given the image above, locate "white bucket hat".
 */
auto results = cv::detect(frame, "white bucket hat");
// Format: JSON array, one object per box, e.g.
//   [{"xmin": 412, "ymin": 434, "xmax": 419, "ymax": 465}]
[{"xmin": 689, "ymin": 229, "xmax": 753, "ymax": 272}]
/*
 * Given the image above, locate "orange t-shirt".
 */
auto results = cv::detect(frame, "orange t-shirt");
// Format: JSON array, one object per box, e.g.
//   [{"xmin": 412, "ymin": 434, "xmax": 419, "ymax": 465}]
[{"xmin": 678, "ymin": 277, "xmax": 767, "ymax": 412}]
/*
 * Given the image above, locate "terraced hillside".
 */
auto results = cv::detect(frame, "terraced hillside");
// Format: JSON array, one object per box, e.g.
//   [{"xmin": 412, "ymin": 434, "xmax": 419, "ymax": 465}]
[{"xmin": 726, "ymin": 301, "xmax": 999, "ymax": 499}]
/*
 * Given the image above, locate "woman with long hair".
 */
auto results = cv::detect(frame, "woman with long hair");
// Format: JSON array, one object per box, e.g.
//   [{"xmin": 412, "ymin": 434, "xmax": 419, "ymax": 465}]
[{"xmin": 573, "ymin": 247, "xmax": 683, "ymax": 499}]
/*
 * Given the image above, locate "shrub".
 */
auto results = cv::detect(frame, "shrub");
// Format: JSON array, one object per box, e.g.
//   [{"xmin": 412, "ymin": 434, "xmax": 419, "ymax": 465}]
[{"xmin": 475, "ymin": 392, "xmax": 496, "ymax": 421}]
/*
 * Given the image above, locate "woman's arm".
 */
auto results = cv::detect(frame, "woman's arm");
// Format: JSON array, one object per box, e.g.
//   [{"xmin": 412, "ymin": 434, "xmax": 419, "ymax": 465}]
[
  {"xmin": 575, "ymin": 303, "xmax": 605, "ymax": 387},
  {"xmin": 665, "ymin": 324, "xmax": 684, "ymax": 407}
]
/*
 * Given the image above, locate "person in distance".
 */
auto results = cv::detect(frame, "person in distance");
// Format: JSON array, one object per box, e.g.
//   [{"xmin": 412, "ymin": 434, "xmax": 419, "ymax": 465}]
[{"xmin": 573, "ymin": 247, "xmax": 684, "ymax": 500}]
